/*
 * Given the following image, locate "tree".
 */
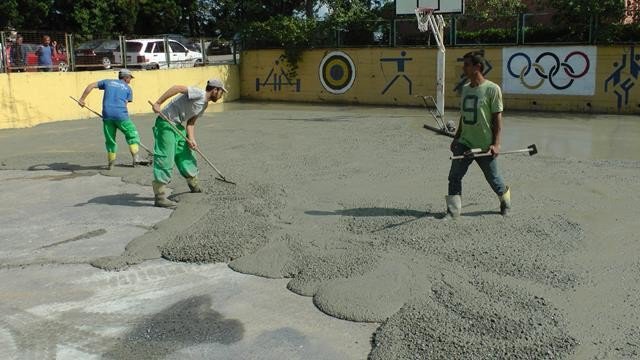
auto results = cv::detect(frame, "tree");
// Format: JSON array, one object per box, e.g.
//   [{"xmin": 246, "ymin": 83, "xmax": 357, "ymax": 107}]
[
  {"xmin": 0, "ymin": 0, "xmax": 19, "ymax": 29},
  {"xmin": 2, "ymin": 0, "xmax": 53, "ymax": 30},
  {"xmin": 70, "ymin": 0, "xmax": 116, "ymax": 35},
  {"xmin": 544, "ymin": 0, "xmax": 626, "ymax": 24},
  {"xmin": 134, "ymin": 0, "xmax": 183, "ymax": 34},
  {"xmin": 464, "ymin": 0, "xmax": 526, "ymax": 21},
  {"xmin": 113, "ymin": 0, "xmax": 140, "ymax": 35}
]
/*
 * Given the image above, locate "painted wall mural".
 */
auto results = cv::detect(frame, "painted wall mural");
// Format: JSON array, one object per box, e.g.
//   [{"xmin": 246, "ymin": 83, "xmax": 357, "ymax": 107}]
[
  {"xmin": 604, "ymin": 46, "xmax": 639, "ymax": 111},
  {"xmin": 318, "ymin": 51, "xmax": 356, "ymax": 94},
  {"xmin": 256, "ymin": 59, "xmax": 300, "ymax": 92},
  {"xmin": 380, "ymin": 51, "xmax": 413, "ymax": 95},
  {"xmin": 241, "ymin": 46, "xmax": 638, "ymax": 114},
  {"xmin": 503, "ymin": 46, "xmax": 597, "ymax": 96}
]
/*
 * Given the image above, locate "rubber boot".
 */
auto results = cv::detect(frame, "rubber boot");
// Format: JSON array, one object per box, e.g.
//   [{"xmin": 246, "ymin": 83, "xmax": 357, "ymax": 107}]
[
  {"xmin": 131, "ymin": 152, "xmax": 141, "ymax": 167},
  {"xmin": 186, "ymin": 176, "xmax": 202, "ymax": 193},
  {"xmin": 499, "ymin": 187, "xmax": 511, "ymax": 216},
  {"xmin": 107, "ymin": 152, "xmax": 116, "ymax": 170},
  {"xmin": 130, "ymin": 144, "xmax": 146, "ymax": 167},
  {"xmin": 444, "ymin": 195, "xmax": 462, "ymax": 220},
  {"xmin": 152, "ymin": 181, "xmax": 177, "ymax": 208}
]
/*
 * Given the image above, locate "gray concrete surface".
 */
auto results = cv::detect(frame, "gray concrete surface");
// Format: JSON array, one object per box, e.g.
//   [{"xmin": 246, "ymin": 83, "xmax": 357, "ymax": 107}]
[
  {"xmin": 1, "ymin": 102, "xmax": 639, "ymax": 359},
  {"xmin": 0, "ymin": 170, "xmax": 375, "ymax": 359}
]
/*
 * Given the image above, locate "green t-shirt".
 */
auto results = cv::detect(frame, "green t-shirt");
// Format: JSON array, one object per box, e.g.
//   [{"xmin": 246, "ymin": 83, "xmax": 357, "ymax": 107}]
[{"xmin": 458, "ymin": 80, "xmax": 503, "ymax": 150}]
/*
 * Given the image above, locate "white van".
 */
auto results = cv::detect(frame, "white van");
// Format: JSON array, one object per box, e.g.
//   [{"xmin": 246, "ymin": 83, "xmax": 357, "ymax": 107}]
[{"xmin": 113, "ymin": 38, "xmax": 203, "ymax": 70}]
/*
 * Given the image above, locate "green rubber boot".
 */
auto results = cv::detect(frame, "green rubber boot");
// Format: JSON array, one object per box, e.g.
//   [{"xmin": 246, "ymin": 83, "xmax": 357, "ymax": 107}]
[
  {"xmin": 186, "ymin": 176, "xmax": 202, "ymax": 193},
  {"xmin": 152, "ymin": 181, "xmax": 177, "ymax": 208}
]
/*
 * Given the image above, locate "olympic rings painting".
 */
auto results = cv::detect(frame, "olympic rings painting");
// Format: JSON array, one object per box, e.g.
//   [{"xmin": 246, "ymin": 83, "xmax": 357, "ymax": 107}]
[
  {"xmin": 319, "ymin": 51, "xmax": 356, "ymax": 94},
  {"xmin": 502, "ymin": 47, "xmax": 597, "ymax": 95}
]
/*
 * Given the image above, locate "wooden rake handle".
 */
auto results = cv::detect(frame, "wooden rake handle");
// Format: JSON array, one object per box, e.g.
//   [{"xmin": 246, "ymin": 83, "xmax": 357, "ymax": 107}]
[
  {"xmin": 69, "ymin": 96, "xmax": 154, "ymax": 156},
  {"xmin": 147, "ymin": 100, "xmax": 234, "ymax": 184}
]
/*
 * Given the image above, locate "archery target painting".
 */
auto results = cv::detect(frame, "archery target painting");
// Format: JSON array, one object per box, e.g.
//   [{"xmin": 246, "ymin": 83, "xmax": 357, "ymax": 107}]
[{"xmin": 319, "ymin": 51, "xmax": 356, "ymax": 94}]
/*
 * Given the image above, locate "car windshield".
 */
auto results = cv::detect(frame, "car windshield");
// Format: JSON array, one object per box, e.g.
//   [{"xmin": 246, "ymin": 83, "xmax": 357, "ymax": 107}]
[
  {"xmin": 95, "ymin": 40, "xmax": 119, "ymax": 51},
  {"xmin": 125, "ymin": 42, "xmax": 143, "ymax": 52},
  {"xmin": 77, "ymin": 40, "xmax": 104, "ymax": 50}
]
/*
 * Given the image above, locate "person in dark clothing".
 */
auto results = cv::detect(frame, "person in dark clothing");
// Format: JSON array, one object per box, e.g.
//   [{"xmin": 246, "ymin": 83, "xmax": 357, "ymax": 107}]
[{"xmin": 10, "ymin": 34, "xmax": 27, "ymax": 72}]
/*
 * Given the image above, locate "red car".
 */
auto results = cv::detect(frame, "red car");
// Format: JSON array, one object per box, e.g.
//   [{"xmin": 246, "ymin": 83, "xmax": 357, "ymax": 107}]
[{"xmin": 4, "ymin": 43, "xmax": 69, "ymax": 72}]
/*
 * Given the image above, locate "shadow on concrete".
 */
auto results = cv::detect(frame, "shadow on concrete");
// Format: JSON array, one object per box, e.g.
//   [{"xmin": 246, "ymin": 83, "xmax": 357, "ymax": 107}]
[
  {"xmin": 305, "ymin": 207, "xmax": 428, "ymax": 218},
  {"xmin": 103, "ymin": 295, "xmax": 244, "ymax": 359},
  {"xmin": 28, "ymin": 162, "xmax": 105, "ymax": 171},
  {"xmin": 306, "ymin": 207, "xmax": 438, "ymax": 233},
  {"xmin": 464, "ymin": 210, "xmax": 501, "ymax": 217},
  {"xmin": 75, "ymin": 193, "xmax": 154, "ymax": 207}
]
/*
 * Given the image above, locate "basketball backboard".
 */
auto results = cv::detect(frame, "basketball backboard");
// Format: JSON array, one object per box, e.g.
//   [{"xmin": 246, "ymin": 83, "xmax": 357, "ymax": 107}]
[{"xmin": 395, "ymin": 0, "xmax": 465, "ymax": 15}]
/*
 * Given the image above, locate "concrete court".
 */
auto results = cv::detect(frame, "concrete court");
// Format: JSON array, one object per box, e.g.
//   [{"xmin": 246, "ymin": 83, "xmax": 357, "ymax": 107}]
[
  {"xmin": 0, "ymin": 169, "xmax": 375, "ymax": 359},
  {"xmin": 0, "ymin": 101, "xmax": 639, "ymax": 359}
]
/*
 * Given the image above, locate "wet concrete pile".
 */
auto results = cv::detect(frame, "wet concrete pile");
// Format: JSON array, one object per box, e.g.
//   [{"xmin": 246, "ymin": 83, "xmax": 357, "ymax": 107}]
[
  {"xmin": 161, "ymin": 182, "xmax": 286, "ymax": 263},
  {"xmin": 142, "ymin": 108, "xmax": 640, "ymax": 358}
]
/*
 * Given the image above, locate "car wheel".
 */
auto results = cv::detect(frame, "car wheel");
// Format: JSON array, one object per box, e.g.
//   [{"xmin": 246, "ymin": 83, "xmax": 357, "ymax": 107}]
[
  {"xmin": 102, "ymin": 57, "xmax": 112, "ymax": 70},
  {"xmin": 194, "ymin": 59, "xmax": 203, "ymax": 67},
  {"xmin": 58, "ymin": 62, "xmax": 69, "ymax": 72}
]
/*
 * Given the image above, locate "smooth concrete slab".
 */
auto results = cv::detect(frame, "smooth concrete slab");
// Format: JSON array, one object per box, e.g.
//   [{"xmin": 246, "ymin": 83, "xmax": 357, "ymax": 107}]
[
  {"xmin": 0, "ymin": 170, "xmax": 375, "ymax": 359},
  {"xmin": 0, "ymin": 170, "xmax": 172, "ymax": 267}
]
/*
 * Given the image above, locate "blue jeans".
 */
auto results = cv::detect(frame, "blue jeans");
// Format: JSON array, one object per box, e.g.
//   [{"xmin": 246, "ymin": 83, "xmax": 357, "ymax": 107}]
[{"xmin": 448, "ymin": 141, "xmax": 506, "ymax": 196}]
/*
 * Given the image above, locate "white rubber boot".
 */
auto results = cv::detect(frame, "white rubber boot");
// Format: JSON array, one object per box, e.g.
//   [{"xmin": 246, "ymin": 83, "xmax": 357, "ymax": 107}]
[
  {"xmin": 444, "ymin": 195, "xmax": 462, "ymax": 220},
  {"xmin": 499, "ymin": 187, "xmax": 511, "ymax": 216}
]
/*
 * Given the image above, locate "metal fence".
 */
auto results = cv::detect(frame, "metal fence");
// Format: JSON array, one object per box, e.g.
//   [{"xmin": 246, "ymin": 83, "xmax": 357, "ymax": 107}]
[
  {"xmin": 243, "ymin": 11, "xmax": 639, "ymax": 49},
  {"xmin": 1, "ymin": 11, "xmax": 637, "ymax": 73},
  {"xmin": 1, "ymin": 30, "xmax": 239, "ymax": 74}
]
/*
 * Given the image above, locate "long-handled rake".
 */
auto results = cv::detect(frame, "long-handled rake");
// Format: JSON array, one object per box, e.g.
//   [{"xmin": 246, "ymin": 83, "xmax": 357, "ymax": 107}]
[
  {"xmin": 450, "ymin": 144, "xmax": 538, "ymax": 160},
  {"xmin": 69, "ymin": 96, "xmax": 154, "ymax": 164},
  {"xmin": 147, "ymin": 100, "xmax": 236, "ymax": 185}
]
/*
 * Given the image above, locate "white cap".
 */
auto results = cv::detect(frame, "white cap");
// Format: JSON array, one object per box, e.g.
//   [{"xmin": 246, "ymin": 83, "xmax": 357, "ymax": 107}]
[
  {"xmin": 118, "ymin": 69, "xmax": 134, "ymax": 79},
  {"xmin": 207, "ymin": 78, "xmax": 227, "ymax": 92}
]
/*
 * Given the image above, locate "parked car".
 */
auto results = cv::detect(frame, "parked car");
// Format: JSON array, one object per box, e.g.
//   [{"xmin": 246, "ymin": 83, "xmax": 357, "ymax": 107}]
[
  {"xmin": 206, "ymin": 35, "xmax": 233, "ymax": 55},
  {"xmin": 4, "ymin": 43, "xmax": 68, "ymax": 72},
  {"xmin": 153, "ymin": 34, "xmax": 201, "ymax": 52},
  {"xmin": 113, "ymin": 38, "xmax": 203, "ymax": 70},
  {"xmin": 74, "ymin": 39, "xmax": 119, "ymax": 70}
]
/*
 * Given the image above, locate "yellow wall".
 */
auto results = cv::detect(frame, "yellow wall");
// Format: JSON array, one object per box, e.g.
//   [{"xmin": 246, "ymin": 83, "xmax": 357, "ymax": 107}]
[
  {"xmin": 0, "ymin": 65, "xmax": 240, "ymax": 129},
  {"xmin": 241, "ymin": 46, "xmax": 640, "ymax": 114}
]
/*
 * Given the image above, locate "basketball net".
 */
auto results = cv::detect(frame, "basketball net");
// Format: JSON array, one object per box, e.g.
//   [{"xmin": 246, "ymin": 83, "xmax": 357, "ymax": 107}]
[
  {"xmin": 414, "ymin": 7, "xmax": 446, "ymax": 51},
  {"xmin": 414, "ymin": 7, "xmax": 447, "ymax": 122}
]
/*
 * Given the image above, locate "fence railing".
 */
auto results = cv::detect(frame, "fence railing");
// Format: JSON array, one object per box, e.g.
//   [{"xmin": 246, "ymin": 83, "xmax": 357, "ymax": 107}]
[
  {"xmin": 1, "ymin": 11, "xmax": 638, "ymax": 73},
  {"xmin": 1, "ymin": 31, "xmax": 239, "ymax": 74},
  {"xmin": 244, "ymin": 11, "xmax": 639, "ymax": 49}
]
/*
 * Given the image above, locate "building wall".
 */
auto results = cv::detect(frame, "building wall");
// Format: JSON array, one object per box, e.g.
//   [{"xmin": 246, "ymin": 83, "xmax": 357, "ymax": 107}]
[
  {"xmin": 0, "ymin": 65, "xmax": 240, "ymax": 129},
  {"xmin": 241, "ymin": 46, "xmax": 640, "ymax": 114}
]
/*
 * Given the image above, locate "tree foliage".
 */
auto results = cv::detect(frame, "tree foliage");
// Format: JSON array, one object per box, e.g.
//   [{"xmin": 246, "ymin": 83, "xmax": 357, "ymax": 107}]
[
  {"xmin": 464, "ymin": 0, "xmax": 526, "ymax": 20},
  {"xmin": 543, "ymin": 0, "xmax": 627, "ymax": 24}
]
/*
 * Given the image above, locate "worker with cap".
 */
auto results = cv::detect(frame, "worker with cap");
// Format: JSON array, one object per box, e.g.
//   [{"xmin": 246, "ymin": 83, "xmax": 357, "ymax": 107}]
[
  {"xmin": 77, "ymin": 68, "xmax": 145, "ymax": 169},
  {"xmin": 149, "ymin": 78, "xmax": 227, "ymax": 208}
]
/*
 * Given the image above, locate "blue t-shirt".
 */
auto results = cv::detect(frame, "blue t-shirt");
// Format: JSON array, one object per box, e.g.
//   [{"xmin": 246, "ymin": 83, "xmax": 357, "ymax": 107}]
[
  {"xmin": 98, "ymin": 79, "xmax": 133, "ymax": 121},
  {"xmin": 36, "ymin": 45, "xmax": 54, "ymax": 66}
]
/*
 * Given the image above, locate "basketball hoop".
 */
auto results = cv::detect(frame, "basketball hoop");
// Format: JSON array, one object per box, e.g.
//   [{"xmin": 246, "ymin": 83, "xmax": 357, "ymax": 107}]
[{"xmin": 415, "ymin": 7, "xmax": 434, "ymax": 33}]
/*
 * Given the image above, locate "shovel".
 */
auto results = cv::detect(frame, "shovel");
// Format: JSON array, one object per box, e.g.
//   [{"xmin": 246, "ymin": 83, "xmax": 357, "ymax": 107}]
[
  {"xmin": 69, "ymin": 96, "xmax": 154, "ymax": 165},
  {"xmin": 450, "ymin": 144, "xmax": 538, "ymax": 160},
  {"xmin": 147, "ymin": 100, "xmax": 236, "ymax": 185}
]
